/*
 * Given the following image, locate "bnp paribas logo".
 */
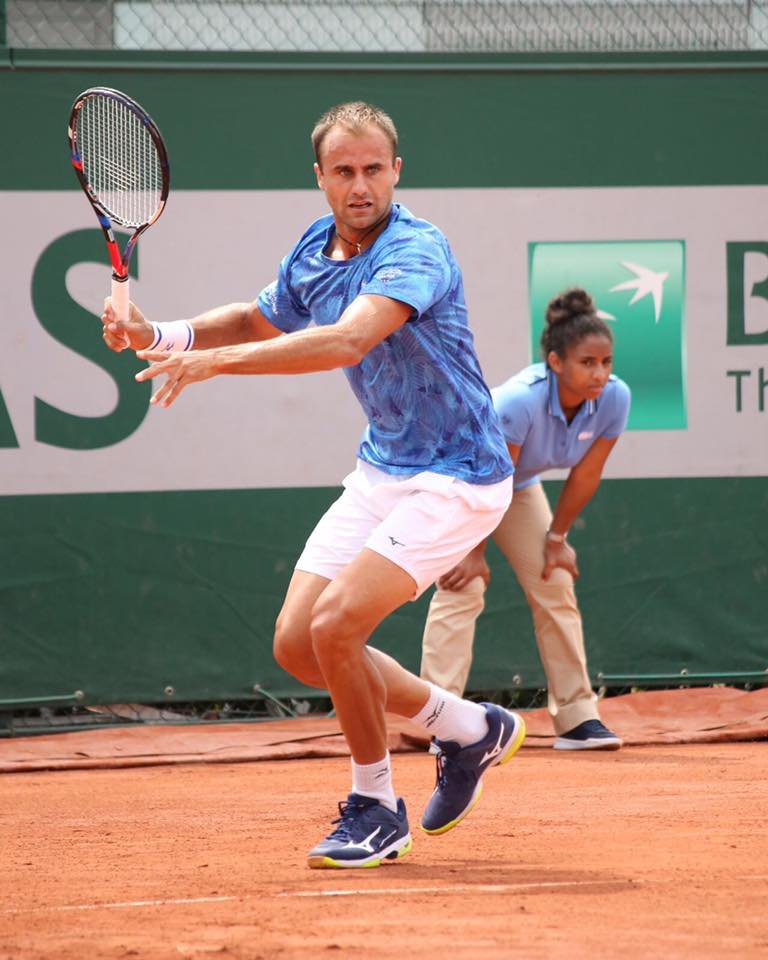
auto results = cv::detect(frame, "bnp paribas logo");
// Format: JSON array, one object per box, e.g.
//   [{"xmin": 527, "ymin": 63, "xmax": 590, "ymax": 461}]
[{"xmin": 528, "ymin": 241, "xmax": 686, "ymax": 430}]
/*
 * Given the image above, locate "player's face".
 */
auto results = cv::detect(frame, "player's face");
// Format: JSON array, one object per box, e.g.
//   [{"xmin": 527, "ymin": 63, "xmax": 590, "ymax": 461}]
[
  {"xmin": 548, "ymin": 334, "xmax": 614, "ymax": 406},
  {"xmin": 314, "ymin": 123, "xmax": 401, "ymax": 237}
]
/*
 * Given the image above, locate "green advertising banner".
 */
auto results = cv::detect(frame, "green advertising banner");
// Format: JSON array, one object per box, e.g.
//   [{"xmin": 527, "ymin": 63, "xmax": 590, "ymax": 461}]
[{"xmin": 528, "ymin": 241, "xmax": 687, "ymax": 430}]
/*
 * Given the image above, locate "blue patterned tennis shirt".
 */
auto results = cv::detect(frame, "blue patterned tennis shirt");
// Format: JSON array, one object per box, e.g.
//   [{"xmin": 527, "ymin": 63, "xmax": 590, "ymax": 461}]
[{"xmin": 257, "ymin": 204, "xmax": 512, "ymax": 485}]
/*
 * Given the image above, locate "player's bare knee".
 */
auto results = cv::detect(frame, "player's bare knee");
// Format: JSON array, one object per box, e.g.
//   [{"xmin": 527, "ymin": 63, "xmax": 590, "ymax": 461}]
[
  {"xmin": 273, "ymin": 616, "xmax": 318, "ymax": 682},
  {"xmin": 272, "ymin": 629, "xmax": 295, "ymax": 674},
  {"xmin": 309, "ymin": 600, "xmax": 359, "ymax": 665}
]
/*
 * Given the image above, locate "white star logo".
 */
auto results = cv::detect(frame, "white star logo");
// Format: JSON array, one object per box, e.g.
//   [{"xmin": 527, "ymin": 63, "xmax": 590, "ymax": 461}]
[{"xmin": 609, "ymin": 261, "xmax": 669, "ymax": 323}]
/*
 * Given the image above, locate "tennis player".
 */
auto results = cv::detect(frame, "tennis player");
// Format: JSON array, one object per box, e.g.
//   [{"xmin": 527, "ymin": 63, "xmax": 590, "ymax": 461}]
[
  {"xmin": 100, "ymin": 101, "xmax": 525, "ymax": 868},
  {"xmin": 421, "ymin": 289, "xmax": 630, "ymax": 750}
]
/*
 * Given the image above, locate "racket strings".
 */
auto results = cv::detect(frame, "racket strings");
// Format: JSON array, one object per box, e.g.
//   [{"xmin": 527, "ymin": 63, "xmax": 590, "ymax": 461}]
[{"xmin": 78, "ymin": 94, "xmax": 164, "ymax": 227}]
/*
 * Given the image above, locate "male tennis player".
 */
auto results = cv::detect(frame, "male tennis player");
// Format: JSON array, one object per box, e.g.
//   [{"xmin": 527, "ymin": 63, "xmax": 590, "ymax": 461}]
[{"xmin": 100, "ymin": 101, "xmax": 524, "ymax": 869}]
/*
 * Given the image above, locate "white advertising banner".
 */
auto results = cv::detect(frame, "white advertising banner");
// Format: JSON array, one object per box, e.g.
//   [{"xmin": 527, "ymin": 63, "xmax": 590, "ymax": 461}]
[{"xmin": 1, "ymin": 186, "xmax": 767, "ymax": 495}]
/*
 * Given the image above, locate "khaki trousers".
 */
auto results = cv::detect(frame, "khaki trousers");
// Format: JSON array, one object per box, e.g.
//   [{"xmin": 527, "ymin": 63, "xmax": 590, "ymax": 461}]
[{"xmin": 420, "ymin": 482, "xmax": 599, "ymax": 735}]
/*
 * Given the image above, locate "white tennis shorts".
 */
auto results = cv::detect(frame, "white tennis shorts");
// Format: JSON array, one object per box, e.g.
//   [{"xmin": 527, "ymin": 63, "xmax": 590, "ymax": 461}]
[{"xmin": 295, "ymin": 460, "xmax": 513, "ymax": 599}]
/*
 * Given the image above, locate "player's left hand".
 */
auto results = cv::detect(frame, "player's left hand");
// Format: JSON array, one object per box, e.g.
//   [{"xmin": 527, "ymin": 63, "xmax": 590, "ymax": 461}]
[
  {"xmin": 102, "ymin": 298, "xmax": 154, "ymax": 353},
  {"xmin": 542, "ymin": 539, "xmax": 579, "ymax": 581},
  {"xmin": 135, "ymin": 349, "xmax": 218, "ymax": 407}
]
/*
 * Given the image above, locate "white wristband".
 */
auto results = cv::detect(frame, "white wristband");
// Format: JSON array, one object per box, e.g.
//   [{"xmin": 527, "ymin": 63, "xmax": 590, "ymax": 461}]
[
  {"xmin": 149, "ymin": 320, "xmax": 195, "ymax": 352},
  {"xmin": 546, "ymin": 530, "xmax": 567, "ymax": 543}
]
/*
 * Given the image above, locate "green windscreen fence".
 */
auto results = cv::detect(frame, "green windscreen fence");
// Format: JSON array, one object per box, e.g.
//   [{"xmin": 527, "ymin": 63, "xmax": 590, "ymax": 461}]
[
  {"xmin": 1, "ymin": 50, "xmax": 767, "ymax": 714},
  {"xmin": 1, "ymin": 478, "xmax": 767, "ymax": 708}
]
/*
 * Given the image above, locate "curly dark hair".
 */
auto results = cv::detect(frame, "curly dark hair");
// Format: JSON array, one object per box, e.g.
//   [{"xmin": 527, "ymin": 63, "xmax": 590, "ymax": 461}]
[{"xmin": 540, "ymin": 288, "xmax": 612, "ymax": 362}]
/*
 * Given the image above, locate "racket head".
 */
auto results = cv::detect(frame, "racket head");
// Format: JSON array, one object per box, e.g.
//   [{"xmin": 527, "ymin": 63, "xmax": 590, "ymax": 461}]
[{"xmin": 68, "ymin": 87, "xmax": 170, "ymax": 232}]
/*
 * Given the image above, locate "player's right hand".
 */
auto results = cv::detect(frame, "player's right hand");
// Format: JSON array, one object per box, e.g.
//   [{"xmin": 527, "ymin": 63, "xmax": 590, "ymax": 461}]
[{"xmin": 101, "ymin": 297, "xmax": 155, "ymax": 353}]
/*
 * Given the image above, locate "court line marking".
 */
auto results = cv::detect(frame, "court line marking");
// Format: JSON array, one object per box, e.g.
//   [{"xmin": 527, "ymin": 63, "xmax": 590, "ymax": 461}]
[
  {"xmin": 278, "ymin": 879, "xmax": 635, "ymax": 898},
  {"xmin": 3, "ymin": 878, "xmax": 638, "ymax": 914},
  {"xmin": 2, "ymin": 895, "xmax": 240, "ymax": 914},
  {"xmin": 11, "ymin": 874, "xmax": 764, "ymax": 914}
]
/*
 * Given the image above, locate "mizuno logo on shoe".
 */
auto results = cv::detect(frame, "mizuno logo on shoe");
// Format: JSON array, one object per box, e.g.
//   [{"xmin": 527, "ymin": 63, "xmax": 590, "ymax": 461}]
[
  {"xmin": 480, "ymin": 723, "xmax": 507, "ymax": 766},
  {"xmin": 343, "ymin": 826, "xmax": 387, "ymax": 853},
  {"xmin": 378, "ymin": 828, "xmax": 397, "ymax": 847}
]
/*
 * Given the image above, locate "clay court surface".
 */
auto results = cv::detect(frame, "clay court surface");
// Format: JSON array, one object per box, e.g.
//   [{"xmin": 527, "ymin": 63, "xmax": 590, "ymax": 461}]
[{"xmin": 1, "ymin": 738, "xmax": 767, "ymax": 960}]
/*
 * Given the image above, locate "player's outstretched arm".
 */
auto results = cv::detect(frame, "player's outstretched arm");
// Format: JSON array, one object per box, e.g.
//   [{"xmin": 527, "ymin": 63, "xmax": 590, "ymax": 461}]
[
  {"xmin": 100, "ymin": 299, "xmax": 282, "ymax": 355},
  {"xmin": 135, "ymin": 294, "xmax": 412, "ymax": 408},
  {"xmin": 181, "ymin": 301, "xmax": 283, "ymax": 349},
  {"xmin": 205, "ymin": 293, "xmax": 412, "ymax": 375}
]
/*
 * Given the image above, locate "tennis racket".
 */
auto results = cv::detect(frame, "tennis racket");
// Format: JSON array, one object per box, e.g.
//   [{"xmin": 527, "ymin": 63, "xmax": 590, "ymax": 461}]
[{"xmin": 68, "ymin": 86, "xmax": 170, "ymax": 346}]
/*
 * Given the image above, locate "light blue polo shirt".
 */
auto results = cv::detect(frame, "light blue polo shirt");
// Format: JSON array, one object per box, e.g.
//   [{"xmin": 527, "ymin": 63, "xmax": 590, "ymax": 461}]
[
  {"xmin": 492, "ymin": 363, "xmax": 631, "ymax": 490},
  {"xmin": 257, "ymin": 203, "xmax": 512, "ymax": 485}
]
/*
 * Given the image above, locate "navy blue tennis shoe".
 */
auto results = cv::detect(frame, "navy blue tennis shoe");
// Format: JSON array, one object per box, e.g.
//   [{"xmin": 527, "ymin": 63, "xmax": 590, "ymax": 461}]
[
  {"xmin": 554, "ymin": 719, "xmax": 622, "ymax": 750},
  {"xmin": 308, "ymin": 793, "xmax": 412, "ymax": 869},
  {"xmin": 421, "ymin": 703, "xmax": 526, "ymax": 835}
]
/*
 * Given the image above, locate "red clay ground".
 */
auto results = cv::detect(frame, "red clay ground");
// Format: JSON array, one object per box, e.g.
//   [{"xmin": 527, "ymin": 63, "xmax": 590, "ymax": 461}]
[{"xmin": 1, "ymin": 743, "xmax": 766, "ymax": 960}]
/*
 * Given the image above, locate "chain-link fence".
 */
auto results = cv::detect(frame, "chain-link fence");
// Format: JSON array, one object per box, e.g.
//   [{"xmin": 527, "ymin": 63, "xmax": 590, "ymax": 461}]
[{"xmin": 5, "ymin": 0, "xmax": 768, "ymax": 53}]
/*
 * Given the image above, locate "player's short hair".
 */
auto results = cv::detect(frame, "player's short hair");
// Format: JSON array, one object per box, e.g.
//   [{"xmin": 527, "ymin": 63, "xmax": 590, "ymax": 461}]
[
  {"xmin": 541, "ymin": 288, "xmax": 613, "ymax": 361},
  {"xmin": 312, "ymin": 101, "xmax": 398, "ymax": 166}
]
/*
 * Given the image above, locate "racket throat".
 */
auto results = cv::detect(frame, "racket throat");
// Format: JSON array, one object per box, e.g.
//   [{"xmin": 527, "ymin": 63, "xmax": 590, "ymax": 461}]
[{"xmin": 104, "ymin": 234, "xmax": 130, "ymax": 280}]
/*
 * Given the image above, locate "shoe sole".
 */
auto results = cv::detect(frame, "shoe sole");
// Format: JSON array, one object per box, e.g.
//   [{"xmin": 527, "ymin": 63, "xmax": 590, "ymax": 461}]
[
  {"xmin": 307, "ymin": 834, "xmax": 413, "ymax": 870},
  {"xmin": 422, "ymin": 711, "xmax": 526, "ymax": 836},
  {"xmin": 553, "ymin": 737, "xmax": 622, "ymax": 751}
]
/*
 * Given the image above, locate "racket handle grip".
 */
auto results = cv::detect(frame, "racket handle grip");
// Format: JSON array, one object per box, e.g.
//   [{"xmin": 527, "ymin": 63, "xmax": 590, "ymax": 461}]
[{"xmin": 110, "ymin": 276, "xmax": 131, "ymax": 351}]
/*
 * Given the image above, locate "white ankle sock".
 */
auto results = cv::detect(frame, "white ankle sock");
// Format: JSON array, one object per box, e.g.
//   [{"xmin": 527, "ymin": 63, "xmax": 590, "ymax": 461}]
[
  {"xmin": 351, "ymin": 753, "xmax": 398, "ymax": 813},
  {"xmin": 409, "ymin": 683, "xmax": 489, "ymax": 747}
]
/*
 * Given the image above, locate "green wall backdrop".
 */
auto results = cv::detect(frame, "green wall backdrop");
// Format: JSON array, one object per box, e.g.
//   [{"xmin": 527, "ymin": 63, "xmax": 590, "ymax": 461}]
[
  {"xmin": 1, "ymin": 479, "xmax": 767, "ymax": 705},
  {"xmin": 4, "ymin": 52, "xmax": 768, "ymax": 191},
  {"xmin": 1, "ymin": 51, "xmax": 767, "ymax": 707}
]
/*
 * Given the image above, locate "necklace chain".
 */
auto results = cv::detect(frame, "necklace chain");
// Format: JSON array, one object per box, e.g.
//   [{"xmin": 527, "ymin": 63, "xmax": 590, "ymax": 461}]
[{"xmin": 335, "ymin": 207, "xmax": 391, "ymax": 255}]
